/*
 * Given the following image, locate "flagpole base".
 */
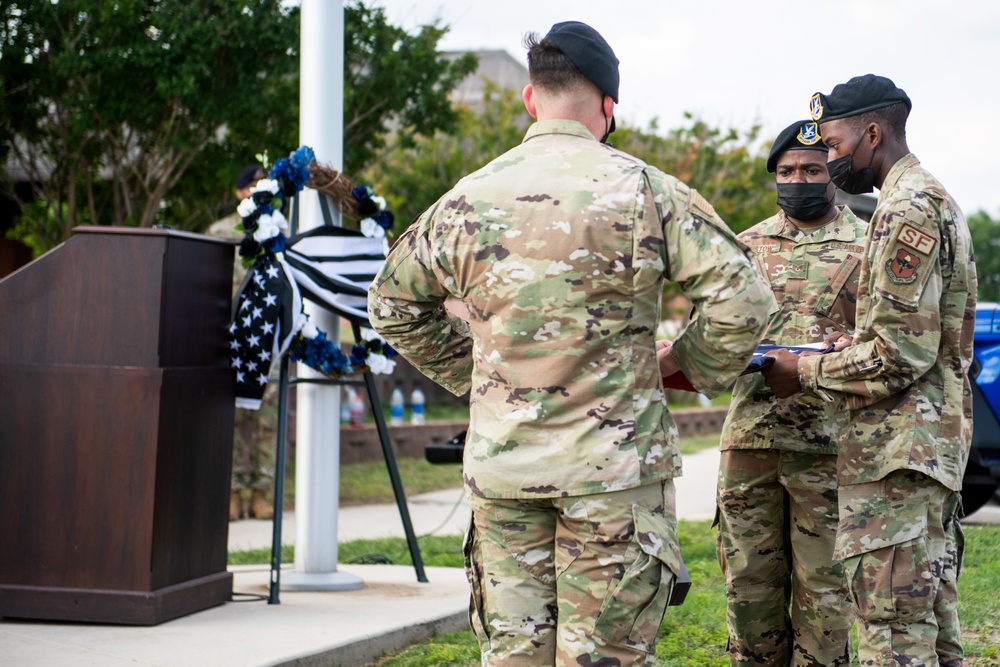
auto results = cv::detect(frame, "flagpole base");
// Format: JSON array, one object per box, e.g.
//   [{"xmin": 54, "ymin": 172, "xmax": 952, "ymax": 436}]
[{"xmin": 280, "ymin": 570, "xmax": 364, "ymax": 592}]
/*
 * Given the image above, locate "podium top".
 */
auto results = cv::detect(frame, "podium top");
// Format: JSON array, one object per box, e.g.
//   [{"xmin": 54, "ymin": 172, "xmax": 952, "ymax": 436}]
[
  {"xmin": 73, "ymin": 225, "xmax": 236, "ymax": 246},
  {"xmin": 1, "ymin": 227, "xmax": 235, "ymax": 369}
]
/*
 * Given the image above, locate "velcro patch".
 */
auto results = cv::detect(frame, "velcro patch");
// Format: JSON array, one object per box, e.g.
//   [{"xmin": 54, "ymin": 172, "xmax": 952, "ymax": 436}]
[
  {"xmin": 896, "ymin": 223, "xmax": 937, "ymax": 257},
  {"xmin": 689, "ymin": 190, "xmax": 717, "ymax": 219},
  {"xmin": 885, "ymin": 248, "xmax": 921, "ymax": 284}
]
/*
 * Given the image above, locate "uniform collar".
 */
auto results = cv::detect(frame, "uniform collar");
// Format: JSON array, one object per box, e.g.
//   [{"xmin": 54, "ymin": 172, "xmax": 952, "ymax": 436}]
[
  {"xmin": 768, "ymin": 206, "xmax": 855, "ymax": 243},
  {"xmin": 522, "ymin": 119, "xmax": 599, "ymax": 143},
  {"xmin": 877, "ymin": 153, "xmax": 920, "ymax": 205}
]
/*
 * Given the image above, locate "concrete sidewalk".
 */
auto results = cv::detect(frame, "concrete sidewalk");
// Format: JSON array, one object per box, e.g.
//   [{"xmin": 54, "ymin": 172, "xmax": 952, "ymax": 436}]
[
  {"xmin": 5, "ymin": 446, "xmax": 998, "ymax": 667},
  {"xmin": 228, "ymin": 444, "xmax": 723, "ymax": 554}
]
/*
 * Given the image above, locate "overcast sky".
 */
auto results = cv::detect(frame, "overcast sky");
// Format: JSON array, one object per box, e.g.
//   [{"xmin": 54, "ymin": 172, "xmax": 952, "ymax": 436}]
[{"xmin": 371, "ymin": 0, "xmax": 1000, "ymax": 216}]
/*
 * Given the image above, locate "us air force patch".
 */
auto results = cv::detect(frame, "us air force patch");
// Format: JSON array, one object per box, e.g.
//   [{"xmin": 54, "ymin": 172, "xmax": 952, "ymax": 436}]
[
  {"xmin": 798, "ymin": 121, "xmax": 821, "ymax": 146},
  {"xmin": 885, "ymin": 248, "xmax": 920, "ymax": 284},
  {"xmin": 810, "ymin": 94, "xmax": 824, "ymax": 121}
]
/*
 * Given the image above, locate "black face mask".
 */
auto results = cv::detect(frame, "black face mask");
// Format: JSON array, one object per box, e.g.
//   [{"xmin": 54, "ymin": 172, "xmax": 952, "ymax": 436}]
[
  {"xmin": 827, "ymin": 133, "xmax": 876, "ymax": 194},
  {"xmin": 600, "ymin": 111, "xmax": 616, "ymax": 144},
  {"xmin": 776, "ymin": 182, "xmax": 834, "ymax": 222}
]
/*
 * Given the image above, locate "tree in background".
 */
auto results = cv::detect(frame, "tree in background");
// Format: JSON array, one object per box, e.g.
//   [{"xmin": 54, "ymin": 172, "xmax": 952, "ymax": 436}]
[
  {"xmin": 343, "ymin": 3, "xmax": 476, "ymax": 172},
  {"xmin": 1, "ymin": 0, "xmax": 300, "ymax": 254},
  {"xmin": 360, "ymin": 81, "xmax": 530, "ymax": 229},
  {"xmin": 613, "ymin": 114, "xmax": 774, "ymax": 235},
  {"xmin": 968, "ymin": 210, "xmax": 1000, "ymax": 302},
  {"xmin": 368, "ymin": 100, "xmax": 775, "ymax": 241},
  {"xmin": 0, "ymin": 0, "xmax": 476, "ymax": 254}
]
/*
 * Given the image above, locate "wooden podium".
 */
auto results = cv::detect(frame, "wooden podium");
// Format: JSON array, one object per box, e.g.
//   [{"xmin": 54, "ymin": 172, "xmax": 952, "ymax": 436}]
[{"xmin": 0, "ymin": 227, "xmax": 236, "ymax": 625}]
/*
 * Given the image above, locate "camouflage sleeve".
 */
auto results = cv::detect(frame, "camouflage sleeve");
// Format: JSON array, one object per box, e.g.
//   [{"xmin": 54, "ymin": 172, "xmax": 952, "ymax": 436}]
[
  {"xmin": 367, "ymin": 211, "xmax": 474, "ymax": 396},
  {"xmin": 799, "ymin": 192, "xmax": 943, "ymax": 406},
  {"xmin": 656, "ymin": 176, "xmax": 777, "ymax": 398}
]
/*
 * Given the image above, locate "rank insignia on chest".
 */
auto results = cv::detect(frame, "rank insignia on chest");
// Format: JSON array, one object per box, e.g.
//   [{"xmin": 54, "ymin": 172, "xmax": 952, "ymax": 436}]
[
  {"xmin": 885, "ymin": 248, "xmax": 921, "ymax": 284},
  {"xmin": 787, "ymin": 261, "xmax": 808, "ymax": 279}
]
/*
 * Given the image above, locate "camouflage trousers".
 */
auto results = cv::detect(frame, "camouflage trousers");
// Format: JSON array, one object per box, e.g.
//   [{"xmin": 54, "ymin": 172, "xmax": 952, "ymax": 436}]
[
  {"xmin": 716, "ymin": 449, "xmax": 852, "ymax": 667},
  {"xmin": 835, "ymin": 470, "xmax": 964, "ymax": 667},
  {"xmin": 231, "ymin": 385, "xmax": 277, "ymax": 492},
  {"xmin": 464, "ymin": 480, "xmax": 682, "ymax": 666}
]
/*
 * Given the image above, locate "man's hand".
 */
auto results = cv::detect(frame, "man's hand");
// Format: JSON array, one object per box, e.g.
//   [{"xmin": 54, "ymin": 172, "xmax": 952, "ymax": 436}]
[
  {"xmin": 656, "ymin": 339, "xmax": 680, "ymax": 377},
  {"xmin": 761, "ymin": 348, "xmax": 803, "ymax": 398},
  {"xmin": 825, "ymin": 331, "xmax": 853, "ymax": 351}
]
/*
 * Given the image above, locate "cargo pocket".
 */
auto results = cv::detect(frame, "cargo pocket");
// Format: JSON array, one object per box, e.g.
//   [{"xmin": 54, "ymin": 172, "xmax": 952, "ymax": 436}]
[
  {"xmin": 815, "ymin": 255, "xmax": 860, "ymax": 321},
  {"xmin": 844, "ymin": 536, "xmax": 934, "ymax": 625},
  {"xmin": 593, "ymin": 503, "xmax": 681, "ymax": 652},
  {"xmin": 463, "ymin": 515, "xmax": 490, "ymax": 652}
]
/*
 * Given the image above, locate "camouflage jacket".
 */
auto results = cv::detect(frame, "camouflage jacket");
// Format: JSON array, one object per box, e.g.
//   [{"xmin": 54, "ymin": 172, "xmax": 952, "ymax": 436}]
[
  {"xmin": 798, "ymin": 154, "xmax": 978, "ymax": 490},
  {"xmin": 722, "ymin": 206, "xmax": 867, "ymax": 454},
  {"xmin": 369, "ymin": 120, "xmax": 774, "ymax": 499}
]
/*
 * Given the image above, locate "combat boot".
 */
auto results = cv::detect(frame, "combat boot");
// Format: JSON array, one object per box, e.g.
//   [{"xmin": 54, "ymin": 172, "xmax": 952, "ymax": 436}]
[
  {"xmin": 229, "ymin": 490, "xmax": 244, "ymax": 522},
  {"xmin": 250, "ymin": 489, "xmax": 273, "ymax": 520}
]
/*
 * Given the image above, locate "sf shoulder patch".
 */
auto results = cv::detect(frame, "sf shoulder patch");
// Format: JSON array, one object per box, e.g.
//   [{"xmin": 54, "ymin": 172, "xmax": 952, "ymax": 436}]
[
  {"xmin": 878, "ymin": 220, "xmax": 939, "ymax": 305},
  {"xmin": 896, "ymin": 223, "xmax": 938, "ymax": 257}
]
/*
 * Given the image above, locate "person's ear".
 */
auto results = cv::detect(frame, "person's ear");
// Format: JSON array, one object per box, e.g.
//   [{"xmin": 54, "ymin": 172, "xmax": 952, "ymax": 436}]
[
  {"xmin": 603, "ymin": 95, "xmax": 614, "ymax": 122},
  {"xmin": 522, "ymin": 84, "xmax": 537, "ymax": 119},
  {"xmin": 867, "ymin": 122, "xmax": 881, "ymax": 149}
]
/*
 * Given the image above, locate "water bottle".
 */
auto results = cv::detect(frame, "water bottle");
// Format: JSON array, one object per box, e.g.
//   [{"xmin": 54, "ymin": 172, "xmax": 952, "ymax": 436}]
[
  {"xmin": 348, "ymin": 388, "xmax": 365, "ymax": 427},
  {"xmin": 340, "ymin": 388, "xmax": 351, "ymax": 424},
  {"xmin": 390, "ymin": 386, "xmax": 405, "ymax": 425},
  {"xmin": 410, "ymin": 386, "xmax": 425, "ymax": 425}
]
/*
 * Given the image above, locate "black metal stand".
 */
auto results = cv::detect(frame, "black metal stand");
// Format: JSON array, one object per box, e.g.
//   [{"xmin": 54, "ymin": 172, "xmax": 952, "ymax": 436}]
[
  {"xmin": 354, "ymin": 320, "xmax": 427, "ymax": 583},
  {"xmin": 268, "ymin": 354, "xmax": 290, "ymax": 604},
  {"xmin": 265, "ymin": 192, "xmax": 427, "ymax": 605}
]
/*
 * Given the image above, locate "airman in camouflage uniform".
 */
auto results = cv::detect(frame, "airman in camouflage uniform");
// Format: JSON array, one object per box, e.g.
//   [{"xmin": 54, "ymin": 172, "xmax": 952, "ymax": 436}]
[
  {"xmin": 368, "ymin": 21, "xmax": 775, "ymax": 667},
  {"xmin": 718, "ymin": 120, "xmax": 864, "ymax": 667},
  {"xmin": 765, "ymin": 75, "xmax": 977, "ymax": 667}
]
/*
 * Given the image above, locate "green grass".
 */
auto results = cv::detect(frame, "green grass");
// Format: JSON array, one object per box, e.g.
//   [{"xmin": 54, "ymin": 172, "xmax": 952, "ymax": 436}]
[
  {"xmin": 328, "ymin": 520, "xmax": 1000, "ymax": 667},
  {"xmin": 334, "ymin": 433, "xmax": 717, "ymax": 506},
  {"xmin": 230, "ymin": 417, "xmax": 1000, "ymax": 666},
  {"xmin": 337, "ymin": 456, "xmax": 465, "ymax": 506}
]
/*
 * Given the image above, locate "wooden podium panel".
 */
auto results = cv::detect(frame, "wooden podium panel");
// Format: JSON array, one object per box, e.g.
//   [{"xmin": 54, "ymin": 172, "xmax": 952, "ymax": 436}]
[
  {"xmin": 0, "ymin": 228, "xmax": 236, "ymax": 625},
  {"xmin": 0, "ymin": 227, "xmax": 233, "ymax": 369}
]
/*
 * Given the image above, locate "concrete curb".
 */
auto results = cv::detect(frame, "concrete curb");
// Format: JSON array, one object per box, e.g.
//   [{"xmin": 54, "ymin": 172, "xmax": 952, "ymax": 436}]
[{"xmin": 276, "ymin": 612, "xmax": 469, "ymax": 667}]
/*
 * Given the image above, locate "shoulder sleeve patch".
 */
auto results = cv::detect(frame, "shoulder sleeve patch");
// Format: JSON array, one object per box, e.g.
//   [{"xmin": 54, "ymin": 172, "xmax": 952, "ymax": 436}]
[
  {"xmin": 874, "ymin": 220, "xmax": 940, "ymax": 309},
  {"xmin": 689, "ymin": 189, "xmax": 717, "ymax": 220},
  {"xmin": 896, "ymin": 222, "xmax": 938, "ymax": 257}
]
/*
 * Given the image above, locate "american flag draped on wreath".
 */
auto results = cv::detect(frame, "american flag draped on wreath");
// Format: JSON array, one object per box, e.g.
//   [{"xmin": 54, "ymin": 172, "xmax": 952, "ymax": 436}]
[
  {"xmin": 226, "ymin": 145, "xmax": 398, "ymax": 410},
  {"xmin": 231, "ymin": 253, "xmax": 299, "ymax": 409}
]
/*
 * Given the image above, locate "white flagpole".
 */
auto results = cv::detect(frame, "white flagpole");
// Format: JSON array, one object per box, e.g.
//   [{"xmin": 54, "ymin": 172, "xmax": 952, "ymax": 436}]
[{"xmin": 282, "ymin": 0, "xmax": 362, "ymax": 592}]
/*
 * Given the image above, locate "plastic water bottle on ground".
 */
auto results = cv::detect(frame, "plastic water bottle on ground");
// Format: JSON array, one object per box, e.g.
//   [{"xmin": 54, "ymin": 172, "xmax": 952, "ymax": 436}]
[
  {"xmin": 390, "ymin": 386, "xmax": 404, "ymax": 425},
  {"xmin": 410, "ymin": 386, "xmax": 425, "ymax": 425},
  {"xmin": 348, "ymin": 388, "xmax": 365, "ymax": 427},
  {"xmin": 340, "ymin": 388, "xmax": 351, "ymax": 424}
]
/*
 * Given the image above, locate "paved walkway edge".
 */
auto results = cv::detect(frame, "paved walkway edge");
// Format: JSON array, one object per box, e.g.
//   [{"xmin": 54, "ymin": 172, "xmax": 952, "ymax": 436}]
[{"xmin": 275, "ymin": 612, "xmax": 469, "ymax": 667}]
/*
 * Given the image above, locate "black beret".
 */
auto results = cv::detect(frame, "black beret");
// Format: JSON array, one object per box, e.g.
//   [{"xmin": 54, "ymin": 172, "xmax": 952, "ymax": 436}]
[
  {"xmin": 766, "ymin": 120, "xmax": 828, "ymax": 173},
  {"xmin": 810, "ymin": 74, "xmax": 911, "ymax": 123},
  {"xmin": 542, "ymin": 21, "xmax": 619, "ymax": 103},
  {"xmin": 236, "ymin": 164, "xmax": 267, "ymax": 189}
]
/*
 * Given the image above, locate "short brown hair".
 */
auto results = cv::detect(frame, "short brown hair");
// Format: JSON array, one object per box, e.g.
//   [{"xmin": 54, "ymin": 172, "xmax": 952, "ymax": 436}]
[{"xmin": 523, "ymin": 32, "xmax": 590, "ymax": 95}]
